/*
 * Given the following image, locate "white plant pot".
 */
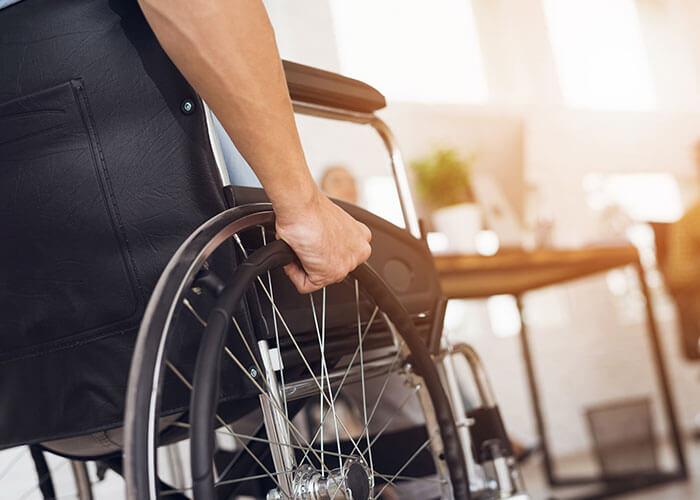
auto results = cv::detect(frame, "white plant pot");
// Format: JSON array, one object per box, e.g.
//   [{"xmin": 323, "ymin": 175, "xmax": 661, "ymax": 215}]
[{"xmin": 432, "ymin": 203, "xmax": 482, "ymax": 253}]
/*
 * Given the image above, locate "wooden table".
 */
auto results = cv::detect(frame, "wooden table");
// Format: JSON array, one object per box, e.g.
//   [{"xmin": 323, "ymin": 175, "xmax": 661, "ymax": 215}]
[
  {"xmin": 434, "ymin": 245, "xmax": 687, "ymax": 499},
  {"xmin": 435, "ymin": 245, "xmax": 639, "ymax": 299}
]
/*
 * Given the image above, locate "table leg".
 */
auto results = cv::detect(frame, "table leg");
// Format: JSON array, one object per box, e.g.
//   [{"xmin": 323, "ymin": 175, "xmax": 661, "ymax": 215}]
[
  {"xmin": 634, "ymin": 261, "xmax": 688, "ymax": 478},
  {"xmin": 515, "ymin": 294, "xmax": 557, "ymax": 486}
]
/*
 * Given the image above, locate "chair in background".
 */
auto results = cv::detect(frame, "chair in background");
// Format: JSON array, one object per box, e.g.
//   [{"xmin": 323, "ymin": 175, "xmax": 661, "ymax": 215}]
[
  {"xmin": 649, "ymin": 222, "xmax": 700, "ymax": 360},
  {"xmin": 650, "ymin": 221, "xmax": 700, "ymax": 439}
]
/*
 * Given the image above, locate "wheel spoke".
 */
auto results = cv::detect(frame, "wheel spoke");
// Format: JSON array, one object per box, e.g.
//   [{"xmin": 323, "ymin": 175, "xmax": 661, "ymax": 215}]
[
  {"xmin": 160, "ymin": 469, "xmax": 297, "ymax": 496},
  {"xmin": 356, "ymin": 279, "xmax": 374, "ymax": 480},
  {"xmin": 165, "ymin": 360, "xmax": 284, "ymax": 492},
  {"xmin": 349, "ymin": 340, "xmax": 406, "ymax": 457},
  {"xmin": 219, "ymin": 345, "xmax": 336, "ymax": 479},
  {"xmin": 183, "ymin": 296, "xmax": 322, "ymax": 473},
  {"xmin": 253, "ymin": 275, "xmax": 369, "ymax": 464},
  {"xmin": 374, "ymin": 438, "xmax": 432, "ymax": 499},
  {"xmin": 367, "ymin": 383, "xmax": 421, "ymax": 451},
  {"xmin": 310, "ymin": 288, "xmax": 345, "ymax": 480},
  {"xmin": 296, "ymin": 305, "xmax": 379, "ymax": 468},
  {"xmin": 263, "ymin": 229, "xmax": 292, "ymax": 454},
  {"xmin": 233, "ymin": 232, "xmax": 378, "ymax": 463}
]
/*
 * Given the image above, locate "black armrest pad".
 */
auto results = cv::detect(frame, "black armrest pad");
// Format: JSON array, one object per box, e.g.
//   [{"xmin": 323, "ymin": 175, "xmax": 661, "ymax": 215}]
[{"xmin": 283, "ymin": 60, "xmax": 386, "ymax": 113}]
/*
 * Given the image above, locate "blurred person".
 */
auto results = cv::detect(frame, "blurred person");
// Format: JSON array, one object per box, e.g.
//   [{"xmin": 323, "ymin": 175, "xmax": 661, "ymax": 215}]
[{"xmin": 320, "ymin": 165, "xmax": 359, "ymax": 205}]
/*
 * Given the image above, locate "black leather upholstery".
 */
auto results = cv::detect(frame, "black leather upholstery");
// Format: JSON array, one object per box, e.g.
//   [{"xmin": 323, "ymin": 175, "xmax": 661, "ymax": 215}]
[
  {"xmin": 283, "ymin": 60, "xmax": 386, "ymax": 113},
  {"xmin": 0, "ymin": 0, "xmax": 228, "ymax": 448},
  {"xmin": 0, "ymin": 0, "xmax": 388, "ymax": 450}
]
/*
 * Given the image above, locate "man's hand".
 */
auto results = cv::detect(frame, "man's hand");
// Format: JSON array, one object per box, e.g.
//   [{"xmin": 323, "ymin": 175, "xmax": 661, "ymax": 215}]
[{"xmin": 276, "ymin": 189, "xmax": 372, "ymax": 294}]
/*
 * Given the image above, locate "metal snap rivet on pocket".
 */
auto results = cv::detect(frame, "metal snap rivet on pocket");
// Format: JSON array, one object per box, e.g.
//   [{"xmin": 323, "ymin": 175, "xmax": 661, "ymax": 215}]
[{"xmin": 181, "ymin": 99, "xmax": 195, "ymax": 115}]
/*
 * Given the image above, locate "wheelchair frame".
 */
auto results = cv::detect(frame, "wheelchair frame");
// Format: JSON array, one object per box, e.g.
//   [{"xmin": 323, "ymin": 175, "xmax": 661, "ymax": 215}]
[{"xmin": 197, "ymin": 68, "xmax": 530, "ymax": 500}]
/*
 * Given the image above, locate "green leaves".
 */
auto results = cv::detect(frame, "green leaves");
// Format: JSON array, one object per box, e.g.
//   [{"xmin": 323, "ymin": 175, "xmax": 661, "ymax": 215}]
[{"xmin": 410, "ymin": 148, "xmax": 476, "ymax": 209}]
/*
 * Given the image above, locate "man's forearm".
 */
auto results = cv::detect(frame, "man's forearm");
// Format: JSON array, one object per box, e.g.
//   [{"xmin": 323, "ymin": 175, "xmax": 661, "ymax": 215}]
[{"xmin": 138, "ymin": 0, "xmax": 317, "ymax": 213}]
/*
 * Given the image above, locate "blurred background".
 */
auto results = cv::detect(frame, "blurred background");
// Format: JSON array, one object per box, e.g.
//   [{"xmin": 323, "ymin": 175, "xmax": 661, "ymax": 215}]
[{"xmin": 267, "ymin": 0, "xmax": 700, "ymax": 497}]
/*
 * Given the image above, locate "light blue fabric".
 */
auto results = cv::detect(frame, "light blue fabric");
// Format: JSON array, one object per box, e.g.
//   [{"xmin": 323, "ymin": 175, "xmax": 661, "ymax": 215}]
[
  {"xmin": 0, "ymin": 0, "xmax": 22, "ymax": 9},
  {"xmin": 212, "ymin": 114, "xmax": 262, "ymax": 188}
]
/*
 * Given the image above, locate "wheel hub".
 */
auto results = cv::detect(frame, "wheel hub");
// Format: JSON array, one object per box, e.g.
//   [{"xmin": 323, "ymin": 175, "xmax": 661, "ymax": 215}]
[{"xmin": 267, "ymin": 458, "xmax": 372, "ymax": 500}]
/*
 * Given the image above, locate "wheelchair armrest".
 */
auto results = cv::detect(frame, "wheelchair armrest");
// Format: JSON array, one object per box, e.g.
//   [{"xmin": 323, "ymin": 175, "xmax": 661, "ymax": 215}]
[{"xmin": 283, "ymin": 60, "xmax": 386, "ymax": 113}]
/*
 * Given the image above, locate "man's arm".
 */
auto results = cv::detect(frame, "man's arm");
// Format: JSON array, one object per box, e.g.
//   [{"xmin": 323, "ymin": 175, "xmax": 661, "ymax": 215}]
[{"xmin": 137, "ymin": 0, "xmax": 371, "ymax": 293}]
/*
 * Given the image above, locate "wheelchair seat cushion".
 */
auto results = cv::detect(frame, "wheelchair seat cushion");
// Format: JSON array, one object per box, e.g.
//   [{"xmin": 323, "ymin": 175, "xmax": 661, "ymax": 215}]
[{"xmin": 0, "ymin": 0, "xmax": 228, "ymax": 448}]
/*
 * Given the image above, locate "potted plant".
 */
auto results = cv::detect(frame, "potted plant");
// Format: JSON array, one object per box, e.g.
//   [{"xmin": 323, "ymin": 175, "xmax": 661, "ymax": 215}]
[{"xmin": 411, "ymin": 148, "xmax": 481, "ymax": 252}]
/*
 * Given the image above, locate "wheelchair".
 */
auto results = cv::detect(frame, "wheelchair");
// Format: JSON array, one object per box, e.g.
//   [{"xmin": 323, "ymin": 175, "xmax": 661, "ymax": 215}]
[{"xmin": 0, "ymin": 2, "xmax": 528, "ymax": 499}]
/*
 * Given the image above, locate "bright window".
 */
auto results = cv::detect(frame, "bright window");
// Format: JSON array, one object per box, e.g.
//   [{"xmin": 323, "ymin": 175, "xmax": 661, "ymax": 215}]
[
  {"xmin": 542, "ymin": 0, "xmax": 655, "ymax": 110},
  {"xmin": 583, "ymin": 172, "xmax": 683, "ymax": 222},
  {"xmin": 329, "ymin": 0, "xmax": 488, "ymax": 103}
]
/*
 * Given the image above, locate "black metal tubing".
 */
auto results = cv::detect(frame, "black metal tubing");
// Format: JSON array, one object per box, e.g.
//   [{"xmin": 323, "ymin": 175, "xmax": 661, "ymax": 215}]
[{"xmin": 29, "ymin": 445, "xmax": 56, "ymax": 500}]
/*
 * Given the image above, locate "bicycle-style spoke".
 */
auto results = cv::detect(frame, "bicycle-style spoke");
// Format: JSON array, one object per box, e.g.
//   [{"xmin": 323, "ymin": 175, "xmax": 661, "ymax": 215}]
[
  {"xmin": 260, "ymin": 226, "xmax": 291, "ymax": 459},
  {"xmin": 355, "ymin": 279, "xmax": 374, "ymax": 480},
  {"xmin": 353, "ymin": 342, "xmax": 406, "ymax": 452},
  {"xmin": 160, "ymin": 469, "xmax": 297, "ymax": 496},
  {"xmin": 310, "ymin": 288, "xmax": 345, "ymax": 480},
  {"xmin": 182, "ymin": 299, "xmax": 345, "ymax": 490},
  {"xmin": 233, "ymin": 235, "xmax": 332, "ymax": 412},
  {"xmin": 295, "ymin": 305, "xmax": 380, "ymax": 469},
  {"xmin": 252, "ymin": 272, "xmax": 371, "ymax": 464},
  {"xmin": 374, "ymin": 438, "xmax": 432, "ymax": 499},
  {"xmin": 165, "ymin": 359, "xmax": 285, "ymax": 493},
  {"xmin": 170, "ymin": 421, "xmax": 362, "ymax": 464}
]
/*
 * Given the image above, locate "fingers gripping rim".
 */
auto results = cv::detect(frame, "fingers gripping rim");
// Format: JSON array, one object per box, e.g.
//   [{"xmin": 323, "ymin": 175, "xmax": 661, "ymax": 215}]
[{"xmin": 189, "ymin": 241, "xmax": 471, "ymax": 500}]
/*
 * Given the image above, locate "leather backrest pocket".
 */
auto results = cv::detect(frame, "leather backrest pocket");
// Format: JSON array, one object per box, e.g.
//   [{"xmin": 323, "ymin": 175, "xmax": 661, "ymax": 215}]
[{"xmin": 0, "ymin": 79, "xmax": 139, "ymax": 358}]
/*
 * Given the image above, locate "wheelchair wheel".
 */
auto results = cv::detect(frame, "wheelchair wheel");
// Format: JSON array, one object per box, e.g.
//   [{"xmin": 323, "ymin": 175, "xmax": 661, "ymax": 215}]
[{"xmin": 124, "ymin": 204, "xmax": 469, "ymax": 499}]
